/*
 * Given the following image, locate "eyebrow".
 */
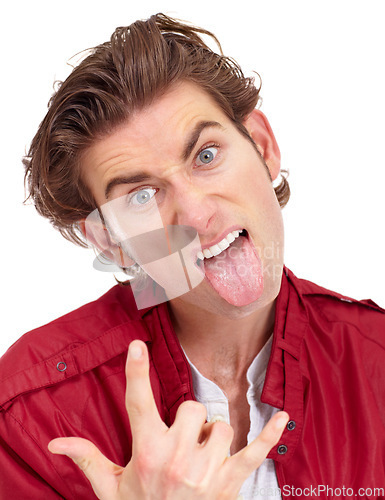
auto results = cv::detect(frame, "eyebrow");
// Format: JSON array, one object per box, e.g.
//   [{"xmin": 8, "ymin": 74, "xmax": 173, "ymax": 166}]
[
  {"xmin": 182, "ymin": 120, "xmax": 224, "ymax": 161},
  {"xmin": 104, "ymin": 120, "xmax": 224, "ymax": 199},
  {"xmin": 105, "ymin": 173, "xmax": 152, "ymax": 200}
]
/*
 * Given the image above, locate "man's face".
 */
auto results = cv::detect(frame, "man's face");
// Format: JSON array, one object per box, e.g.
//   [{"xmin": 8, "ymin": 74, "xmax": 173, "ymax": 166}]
[{"xmin": 81, "ymin": 81, "xmax": 284, "ymax": 318}]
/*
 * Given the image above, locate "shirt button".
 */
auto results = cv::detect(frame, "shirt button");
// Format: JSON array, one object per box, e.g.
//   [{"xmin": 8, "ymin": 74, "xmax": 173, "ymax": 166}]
[
  {"xmin": 287, "ymin": 420, "xmax": 296, "ymax": 431},
  {"xmin": 210, "ymin": 414, "xmax": 227, "ymax": 423},
  {"xmin": 56, "ymin": 361, "xmax": 67, "ymax": 372},
  {"xmin": 277, "ymin": 444, "xmax": 288, "ymax": 455}
]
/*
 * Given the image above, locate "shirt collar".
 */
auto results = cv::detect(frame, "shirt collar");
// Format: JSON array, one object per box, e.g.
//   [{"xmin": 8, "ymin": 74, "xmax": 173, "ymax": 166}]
[{"xmin": 184, "ymin": 334, "xmax": 274, "ymax": 404}]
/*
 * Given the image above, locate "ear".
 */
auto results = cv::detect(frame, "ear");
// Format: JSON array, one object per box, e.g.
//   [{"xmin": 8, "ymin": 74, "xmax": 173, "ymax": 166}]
[
  {"xmin": 243, "ymin": 109, "xmax": 281, "ymax": 180},
  {"xmin": 79, "ymin": 218, "xmax": 135, "ymax": 269}
]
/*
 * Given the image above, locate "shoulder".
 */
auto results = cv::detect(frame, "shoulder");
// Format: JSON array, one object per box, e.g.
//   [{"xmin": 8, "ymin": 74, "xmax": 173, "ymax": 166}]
[
  {"xmin": 298, "ymin": 272, "xmax": 383, "ymax": 319},
  {"xmin": 0, "ymin": 283, "xmax": 151, "ymax": 407},
  {"xmin": 286, "ymin": 268, "xmax": 385, "ymax": 346}
]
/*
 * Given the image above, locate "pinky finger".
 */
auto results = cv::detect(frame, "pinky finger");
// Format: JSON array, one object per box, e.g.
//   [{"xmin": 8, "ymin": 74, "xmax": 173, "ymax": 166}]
[{"xmin": 228, "ymin": 411, "xmax": 289, "ymax": 480}]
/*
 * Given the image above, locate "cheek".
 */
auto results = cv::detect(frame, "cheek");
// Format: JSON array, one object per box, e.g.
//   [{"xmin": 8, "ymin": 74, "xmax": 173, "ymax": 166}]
[
  {"xmin": 231, "ymin": 159, "xmax": 274, "ymax": 209},
  {"xmin": 236, "ymin": 161, "xmax": 284, "ymax": 244}
]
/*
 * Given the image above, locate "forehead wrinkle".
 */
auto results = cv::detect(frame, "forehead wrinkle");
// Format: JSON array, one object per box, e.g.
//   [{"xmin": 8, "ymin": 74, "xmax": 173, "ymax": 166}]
[
  {"xmin": 82, "ymin": 83, "xmax": 233, "ymax": 203},
  {"xmin": 103, "ymin": 119, "xmax": 228, "ymax": 200},
  {"xmin": 81, "ymin": 142, "xmax": 134, "ymax": 184}
]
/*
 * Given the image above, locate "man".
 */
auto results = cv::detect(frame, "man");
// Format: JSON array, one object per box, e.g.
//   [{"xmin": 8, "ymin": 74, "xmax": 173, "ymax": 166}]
[{"xmin": 1, "ymin": 13, "xmax": 384, "ymax": 500}]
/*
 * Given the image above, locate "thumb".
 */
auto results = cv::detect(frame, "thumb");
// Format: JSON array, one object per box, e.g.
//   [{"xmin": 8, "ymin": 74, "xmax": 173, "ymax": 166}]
[{"xmin": 48, "ymin": 437, "xmax": 122, "ymax": 498}]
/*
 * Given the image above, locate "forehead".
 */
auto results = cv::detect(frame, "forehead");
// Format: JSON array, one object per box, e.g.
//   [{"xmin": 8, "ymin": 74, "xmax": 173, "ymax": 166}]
[
  {"xmin": 81, "ymin": 81, "xmax": 233, "ymax": 203},
  {"xmin": 130, "ymin": 81, "xmax": 228, "ymax": 134}
]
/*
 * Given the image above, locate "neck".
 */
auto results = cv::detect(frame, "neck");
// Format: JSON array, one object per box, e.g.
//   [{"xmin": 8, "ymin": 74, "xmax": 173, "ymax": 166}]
[{"xmin": 168, "ymin": 298, "xmax": 276, "ymax": 382}]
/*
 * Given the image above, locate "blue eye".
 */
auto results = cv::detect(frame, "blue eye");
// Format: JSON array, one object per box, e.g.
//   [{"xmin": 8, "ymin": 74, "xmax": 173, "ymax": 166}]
[
  {"xmin": 130, "ymin": 188, "xmax": 157, "ymax": 206},
  {"xmin": 197, "ymin": 146, "xmax": 218, "ymax": 165}
]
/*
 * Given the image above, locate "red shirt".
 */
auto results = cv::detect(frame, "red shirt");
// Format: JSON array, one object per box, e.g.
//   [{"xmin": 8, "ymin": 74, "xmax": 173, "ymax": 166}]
[{"xmin": 1, "ymin": 268, "xmax": 384, "ymax": 499}]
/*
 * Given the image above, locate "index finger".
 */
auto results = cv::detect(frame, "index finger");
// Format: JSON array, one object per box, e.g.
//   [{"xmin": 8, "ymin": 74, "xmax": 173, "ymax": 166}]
[{"xmin": 124, "ymin": 340, "xmax": 167, "ymax": 440}]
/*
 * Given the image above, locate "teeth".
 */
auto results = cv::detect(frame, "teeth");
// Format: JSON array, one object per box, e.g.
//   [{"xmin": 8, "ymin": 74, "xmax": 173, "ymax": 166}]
[
  {"xmin": 210, "ymin": 244, "xmax": 222, "ymax": 256},
  {"xmin": 218, "ymin": 239, "xmax": 230, "ymax": 251},
  {"xmin": 197, "ymin": 230, "xmax": 244, "ymax": 261},
  {"xmin": 226, "ymin": 233, "xmax": 235, "ymax": 244},
  {"xmin": 203, "ymin": 248, "xmax": 213, "ymax": 259}
]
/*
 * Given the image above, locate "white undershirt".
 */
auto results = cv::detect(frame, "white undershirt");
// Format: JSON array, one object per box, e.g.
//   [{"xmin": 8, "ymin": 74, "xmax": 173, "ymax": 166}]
[{"xmin": 185, "ymin": 335, "xmax": 282, "ymax": 500}]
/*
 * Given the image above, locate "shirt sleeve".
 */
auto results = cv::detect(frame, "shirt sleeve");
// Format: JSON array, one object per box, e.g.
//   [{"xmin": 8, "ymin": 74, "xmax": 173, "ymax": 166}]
[{"xmin": 0, "ymin": 410, "xmax": 78, "ymax": 499}]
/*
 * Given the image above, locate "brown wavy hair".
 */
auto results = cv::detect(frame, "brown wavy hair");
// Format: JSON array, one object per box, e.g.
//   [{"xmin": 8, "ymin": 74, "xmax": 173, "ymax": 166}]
[{"xmin": 23, "ymin": 13, "xmax": 290, "ymax": 251}]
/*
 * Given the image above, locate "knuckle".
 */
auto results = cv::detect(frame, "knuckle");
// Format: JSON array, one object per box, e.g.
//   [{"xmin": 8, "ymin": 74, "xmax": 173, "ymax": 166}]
[
  {"xmin": 178, "ymin": 400, "xmax": 207, "ymax": 420},
  {"xmin": 125, "ymin": 360, "xmax": 147, "ymax": 384},
  {"xmin": 240, "ymin": 453, "xmax": 257, "ymax": 474},
  {"xmin": 72, "ymin": 444, "xmax": 99, "ymax": 473},
  {"xmin": 258, "ymin": 429, "xmax": 277, "ymax": 448},
  {"xmin": 125, "ymin": 391, "xmax": 155, "ymax": 419},
  {"xmin": 73, "ymin": 456, "xmax": 93, "ymax": 472},
  {"xmin": 163, "ymin": 458, "xmax": 186, "ymax": 486},
  {"xmin": 135, "ymin": 448, "xmax": 189, "ymax": 488},
  {"xmin": 212, "ymin": 421, "xmax": 234, "ymax": 440},
  {"xmin": 133, "ymin": 447, "xmax": 157, "ymax": 478},
  {"xmin": 192, "ymin": 479, "xmax": 210, "ymax": 497},
  {"xmin": 217, "ymin": 485, "xmax": 236, "ymax": 500},
  {"xmin": 134, "ymin": 452, "xmax": 148, "ymax": 471},
  {"xmin": 163, "ymin": 467, "xmax": 210, "ymax": 496},
  {"xmin": 125, "ymin": 401, "xmax": 146, "ymax": 419}
]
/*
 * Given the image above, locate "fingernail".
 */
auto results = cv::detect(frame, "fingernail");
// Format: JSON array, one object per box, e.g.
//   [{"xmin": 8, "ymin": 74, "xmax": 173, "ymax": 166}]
[{"xmin": 128, "ymin": 341, "xmax": 142, "ymax": 359}]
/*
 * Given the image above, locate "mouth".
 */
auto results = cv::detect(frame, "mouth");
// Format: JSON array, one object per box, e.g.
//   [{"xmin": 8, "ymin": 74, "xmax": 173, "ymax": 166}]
[
  {"xmin": 196, "ymin": 229, "xmax": 245, "ymax": 264},
  {"xmin": 192, "ymin": 228, "xmax": 263, "ymax": 306}
]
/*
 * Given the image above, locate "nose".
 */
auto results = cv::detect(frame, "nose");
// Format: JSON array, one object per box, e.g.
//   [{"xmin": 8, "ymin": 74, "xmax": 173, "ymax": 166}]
[{"xmin": 168, "ymin": 182, "xmax": 216, "ymax": 235}]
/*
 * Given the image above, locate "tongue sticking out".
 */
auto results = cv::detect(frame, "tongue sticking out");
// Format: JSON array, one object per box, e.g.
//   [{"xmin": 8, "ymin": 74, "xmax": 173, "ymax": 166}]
[{"xmin": 202, "ymin": 235, "xmax": 263, "ymax": 306}]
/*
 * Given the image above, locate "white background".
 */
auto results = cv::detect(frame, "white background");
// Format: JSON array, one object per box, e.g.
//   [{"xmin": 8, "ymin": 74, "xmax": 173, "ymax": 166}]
[{"xmin": 1, "ymin": 0, "xmax": 384, "ymax": 356}]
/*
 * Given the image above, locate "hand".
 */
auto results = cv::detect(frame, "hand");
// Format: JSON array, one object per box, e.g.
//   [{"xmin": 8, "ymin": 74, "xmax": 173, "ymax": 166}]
[{"xmin": 49, "ymin": 340, "xmax": 289, "ymax": 499}]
